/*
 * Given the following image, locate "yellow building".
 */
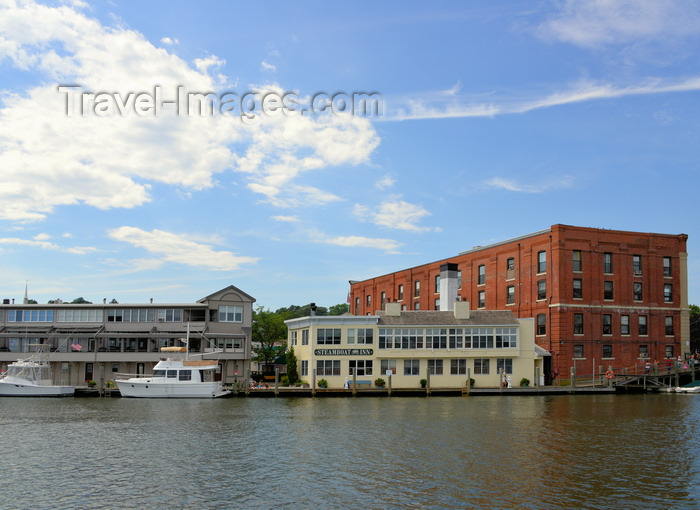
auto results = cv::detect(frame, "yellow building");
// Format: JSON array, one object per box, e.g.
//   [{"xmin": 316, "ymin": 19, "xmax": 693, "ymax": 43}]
[{"xmin": 285, "ymin": 301, "xmax": 547, "ymax": 390}]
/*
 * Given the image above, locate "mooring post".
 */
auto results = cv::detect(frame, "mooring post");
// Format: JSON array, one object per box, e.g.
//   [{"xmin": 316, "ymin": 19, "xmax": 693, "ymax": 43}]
[
  {"xmin": 274, "ymin": 367, "xmax": 279, "ymax": 396},
  {"xmin": 352, "ymin": 368, "xmax": 357, "ymax": 396},
  {"xmin": 387, "ymin": 373, "xmax": 392, "ymax": 396}
]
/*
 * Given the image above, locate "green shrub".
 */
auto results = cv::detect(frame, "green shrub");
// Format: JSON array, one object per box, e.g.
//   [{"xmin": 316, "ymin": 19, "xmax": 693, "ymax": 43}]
[
  {"xmin": 420, "ymin": 378, "xmax": 428, "ymax": 388},
  {"xmin": 520, "ymin": 377, "xmax": 530, "ymax": 387},
  {"xmin": 374, "ymin": 377, "xmax": 385, "ymax": 387},
  {"xmin": 318, "ymin": 379, "xmax": 328, "ymax": 388},
  {"xmin": 280, "ymin": 375, "xmax": 289, "ymax": 386}
]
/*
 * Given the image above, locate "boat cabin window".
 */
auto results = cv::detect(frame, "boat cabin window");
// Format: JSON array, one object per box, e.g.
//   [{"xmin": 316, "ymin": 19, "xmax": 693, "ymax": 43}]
[
  {"xmin": 167, "ymin": 370, "xmax": 177, "ymax": 378},
  {"xmin": 179, "ymin": 370, "xmax": 192, "ymax": 381},
  {"xmin": 153, "ymin": 370, "xmax": 166, "ymax": 377}
]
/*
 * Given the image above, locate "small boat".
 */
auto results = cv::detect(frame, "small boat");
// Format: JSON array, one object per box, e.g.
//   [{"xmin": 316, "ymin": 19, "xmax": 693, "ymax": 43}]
[
  {"xmin": 116, "ymin": 326, "xmax": 230, "ymax": 398},
  {"xmin": 0, "ymin": 346, "xmax": 74, "ymax": 397},
  {"xmin": 675, "ymin": 381, "xmax": 700, "ymax": 393}
]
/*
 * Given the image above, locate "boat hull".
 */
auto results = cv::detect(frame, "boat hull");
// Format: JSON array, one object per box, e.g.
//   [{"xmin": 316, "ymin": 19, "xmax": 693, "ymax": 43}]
[
  {"xmin": 116, "ymin": 379, "xmax": 230, "ymax": 398},
  {"xmin": 0, "ymin": 381, "xmax": 75, "ymax": 397}
]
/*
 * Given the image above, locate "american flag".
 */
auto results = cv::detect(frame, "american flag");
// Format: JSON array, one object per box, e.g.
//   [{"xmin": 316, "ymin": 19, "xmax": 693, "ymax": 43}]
[{"xmin": 71, "ymin": 341, "xmax": 82, "ymax": 351}]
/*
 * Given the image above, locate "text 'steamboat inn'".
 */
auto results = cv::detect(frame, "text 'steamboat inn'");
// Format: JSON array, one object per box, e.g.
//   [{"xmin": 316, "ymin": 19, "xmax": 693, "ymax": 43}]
[
  {"xmin": 0, "ymin": 286, "xmax": 255, "ymax": 391},
  {"xmin": 286, "ymin": 264, "xmax": 548, "ymax": 389}
]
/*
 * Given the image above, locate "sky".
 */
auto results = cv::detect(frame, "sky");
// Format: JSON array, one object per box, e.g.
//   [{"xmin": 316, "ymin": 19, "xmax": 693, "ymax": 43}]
[{"xmin": 0, "ymin": 0, "xmax": 699, "ymax": 310}]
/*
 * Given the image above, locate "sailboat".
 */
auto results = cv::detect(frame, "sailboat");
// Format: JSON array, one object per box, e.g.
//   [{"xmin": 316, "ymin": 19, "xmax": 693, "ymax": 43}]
[{"xmin": 115, "ymin": 324, "xmax": 230, "ymax": 398}]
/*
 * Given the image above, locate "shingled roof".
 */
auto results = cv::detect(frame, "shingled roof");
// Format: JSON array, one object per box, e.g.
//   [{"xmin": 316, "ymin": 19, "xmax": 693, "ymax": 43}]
[{"xmin": 377, "ymin": 310, "xmax": 519, "ymax": 327}]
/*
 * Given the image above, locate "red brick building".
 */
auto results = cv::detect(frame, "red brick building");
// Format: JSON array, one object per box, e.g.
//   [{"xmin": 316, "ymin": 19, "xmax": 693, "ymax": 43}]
[{"xmin": 349, "ymin": 224, "xmax": 689, "ymax": 383}]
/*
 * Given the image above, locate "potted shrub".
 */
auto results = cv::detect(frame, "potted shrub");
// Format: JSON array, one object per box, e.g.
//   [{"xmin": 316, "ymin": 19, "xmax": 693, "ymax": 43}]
[
  {"xmin": 520, "ymin": 377, "xmax": 530, "ymax": 387},
  {"xmin": 317, "ymin": 379, "xmax": 328, "ymax": 388},
  {"xmin": 374, "ymin": 377, "xmax": 386, "ymax": 388},
  {"xmin": 281, "ymin": 375, "xmax": 289, "ymax": 386},
  {"xmin": 86, "ymin": 379, "xmax": 96, "ymax": 388},
  {"xmin": 468, "ymin": 378, "xmax": 475, "ymax": 388},
  {"xmin": 420, "ymin": 378, "xmax": 428, "ymax": 388}
]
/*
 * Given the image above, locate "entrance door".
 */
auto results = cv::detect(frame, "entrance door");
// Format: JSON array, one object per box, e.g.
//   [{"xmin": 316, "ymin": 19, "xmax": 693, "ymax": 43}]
[{"xmin": 85, "ymin": 362, "xmax": 93, "ymax": 382}]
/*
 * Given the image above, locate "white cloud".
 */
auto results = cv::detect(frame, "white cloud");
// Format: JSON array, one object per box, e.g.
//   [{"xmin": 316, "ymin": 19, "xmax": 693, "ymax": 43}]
[
  {"xmin": 235, "ymin": 87, "xmax": 380, "ymax": 207},
  {"xmin": 261, "ymin": 60, "xmax": 276, "ymax": 72},
  {"xmin": 108, "ymin": 226, "xmax": 259, "ymax": 271},
  {"xmin": 0, "ymin": 2, "xmax": 379, "ymax": 221},
  {"xmin": 160, "ymin": 36, "xmax": 178, "ymax": 46},
  {"xmin": 0, "ymin": 234, "xmax": 98, "ymax": 254},
  {"xmin": 272, "ymin": 215, "xmax": 300, "ymax": 223},
  {"xmin": 354, "ymin": 198, "xmax": 438, "ymax": 232},
  {"xmin": 323, "ymin": 235, "xmax": 403, "ymax": 254},
  {"xmin": 385, "ymin": 76, "xmax": 700, "ymax": 121},
  {"xmin": 0, "ymin": 236, "xmax": 59, "ymax": 250},
  {"xmin": 484, "ymin": 176, "xmax": 575, "ymax": 193},
  {"xmin": 538, "ymin": 0, "xmax": 700, "ymax": 48},
  {"xmin": 375, "ymin": 175, "xmax": 396, "ymax": 190}
]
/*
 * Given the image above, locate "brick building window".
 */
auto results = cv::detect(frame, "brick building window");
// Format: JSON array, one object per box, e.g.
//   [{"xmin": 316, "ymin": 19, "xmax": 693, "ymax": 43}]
[
  {"xmin": 573, "ymin": 250, "xmax": 582, "ymax": 272},
  {"xmin": 435, "ymin": 275, "xmax": 440, "ymax": 293},
  {"xmin": 478, "ymin": 264, "xmax": 485, "ymax": 285},
  {"xmin": 537, "ymin": 314, "xmax": 546, "ymax": 335},
  {"xmin": 664, "ymin": 284, "xmax": 673, "ymax": 302},
  {"xmin": 574, "ymin": 313, "xmax": 584, "ymax": 335},
  {"xmin": 603, "ymin": 314, "xmax": 612, "ymax": 335},
  {"xmin": 414, "ymin": 280, "xmax": 420, "ymax": 298},
  {"xmin": 506, "ymin": 285, "xmax": 515, "ymax": 304},
  {"xmin": 537, "ymin": 280, "xmax": 546, "ymax": 300},
  {"xmin": 603, "ymin": 344, "xmax": 613, "ymax": 358},
  {"xmin": 663, "ymin": 257, "xmax": 672, "ymax": 277},
  {"xmin": 435, "ymin": 298, "xmax": 440, "ymax": 310},
  {"xmin": 621, "ymin": 315, "xmax": 630, "ymax": 335},
  {"xmin": 366, "ymin": 295, "xmax": 371, "ymax": 309},
  {"xmin": 603, "ymin": 252, "xmax": 613, "ymax": 274},
  {"xmin": 457, "ymin": 270, "xmax": 462, "ymax": 288},
  {"xmin": 354, "ymin": 297, "xmax": 360, "ymax": 315},
  {"xmin": 633, "ymin": 282, "xmax": 643, "ymax": 301},
  {"xmin": 638, "ymin": 315, "xmax": 648, "ymax": 335},
  {"xmin": 604, "ymin": 281, "xmax": 614, "ymax": 300},
  {"xmin": 639, "ymin": 345, "xmax": 648, "ymax": 358},
  {"xmin": 537, "ymin": 251, "xmax": 546, "ymax": 273},
  {"xmin": 666, "ymin": 345, "xmax": 674, "ymax": 358},
  {"xmin": 507, "ymin": 257, "xmax": 515, "ymax": 271},
  {"xmin": 381, "ymin": 291, "xmax": 386, "ymax": 309},
  {"xmin": 633, "ymin": 254, "xmax": 642, "ymax": 275},
  {"xmin": 573, "ymin": 279, "xmax": 582, "ymax": 299},
  {"xmin": 573, "ymin": 344, "xmax": 584, "ymax": 358},
  {"xmin": 478, "ymin": 290, "xmax": 485, "ymax": 308},
  {"xmin": 665, "ymin": 316, "xmax": 674, "ymax": 335},
  {"xmin": 398, "ymin": 284, "xmax": 404, "ymax": 301}
]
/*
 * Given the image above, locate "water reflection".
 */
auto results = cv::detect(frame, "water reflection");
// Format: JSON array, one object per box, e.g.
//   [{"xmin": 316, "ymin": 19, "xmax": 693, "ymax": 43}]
[{"xmin": 0, "ymin": 395, "xmax": 698, "ymax": 509}]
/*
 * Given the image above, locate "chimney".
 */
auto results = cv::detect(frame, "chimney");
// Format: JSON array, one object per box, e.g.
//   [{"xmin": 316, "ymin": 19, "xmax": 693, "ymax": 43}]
[
  {"xmin": 310, "ymin": 303, "xmax": 317, "ymax": 316},
  {"xmin": 439, "ymin": 263, "xmax": 459, "ymax": 312},
  {"xmin": 454, "ymin": 300, "xmax": 470, "ymax": 320},
  {"xmin": 385, "ymin": 302, "xmax": 401, "ymax": 316}
]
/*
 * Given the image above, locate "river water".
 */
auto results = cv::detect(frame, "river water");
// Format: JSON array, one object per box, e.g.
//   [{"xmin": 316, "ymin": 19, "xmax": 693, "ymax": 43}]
[{"xmin": 0, "ymin": 394, "xmax": 698, "ymax": 509}]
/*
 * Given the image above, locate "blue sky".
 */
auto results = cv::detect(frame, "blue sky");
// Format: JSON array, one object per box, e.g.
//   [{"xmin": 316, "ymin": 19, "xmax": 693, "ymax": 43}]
[{"xmin": 1, "ymin": 0, "xmax": 699, "ymax": 310}]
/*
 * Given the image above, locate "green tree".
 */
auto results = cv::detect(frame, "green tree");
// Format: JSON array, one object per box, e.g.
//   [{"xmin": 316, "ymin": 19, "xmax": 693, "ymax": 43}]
[
  {"xmin": 252, "ymin": 306, "xmax": 287, "ymax": 374},
  {"xmin": 275, "ymin": 304, "xmax": 328, "ymax": 320},
  {"xmin": 690, "ymin": 304, "xmax": 700, "ymax": 354},
  {"xmin": 71, "ymin": 297, "xmax": 92, "ymax": 304},
  {"xmin": 286, "ymin": 346, "xmax": 300, "ymax": 385},
  {"xmin": 328, "ymin": 303, "xmax": 349, "ymax": 315}
]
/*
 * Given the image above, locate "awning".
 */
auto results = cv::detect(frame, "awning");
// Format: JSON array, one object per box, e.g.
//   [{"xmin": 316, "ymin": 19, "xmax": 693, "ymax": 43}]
[{"xmin": 534, "ymin": 344, "xmax": 552, "ymax": 357}]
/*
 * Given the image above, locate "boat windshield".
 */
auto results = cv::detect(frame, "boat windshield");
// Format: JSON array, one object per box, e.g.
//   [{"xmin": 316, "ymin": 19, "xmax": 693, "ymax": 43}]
[{"xmin": 152, "ymin": 370, "xmax": 166, "ymax": 377}]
